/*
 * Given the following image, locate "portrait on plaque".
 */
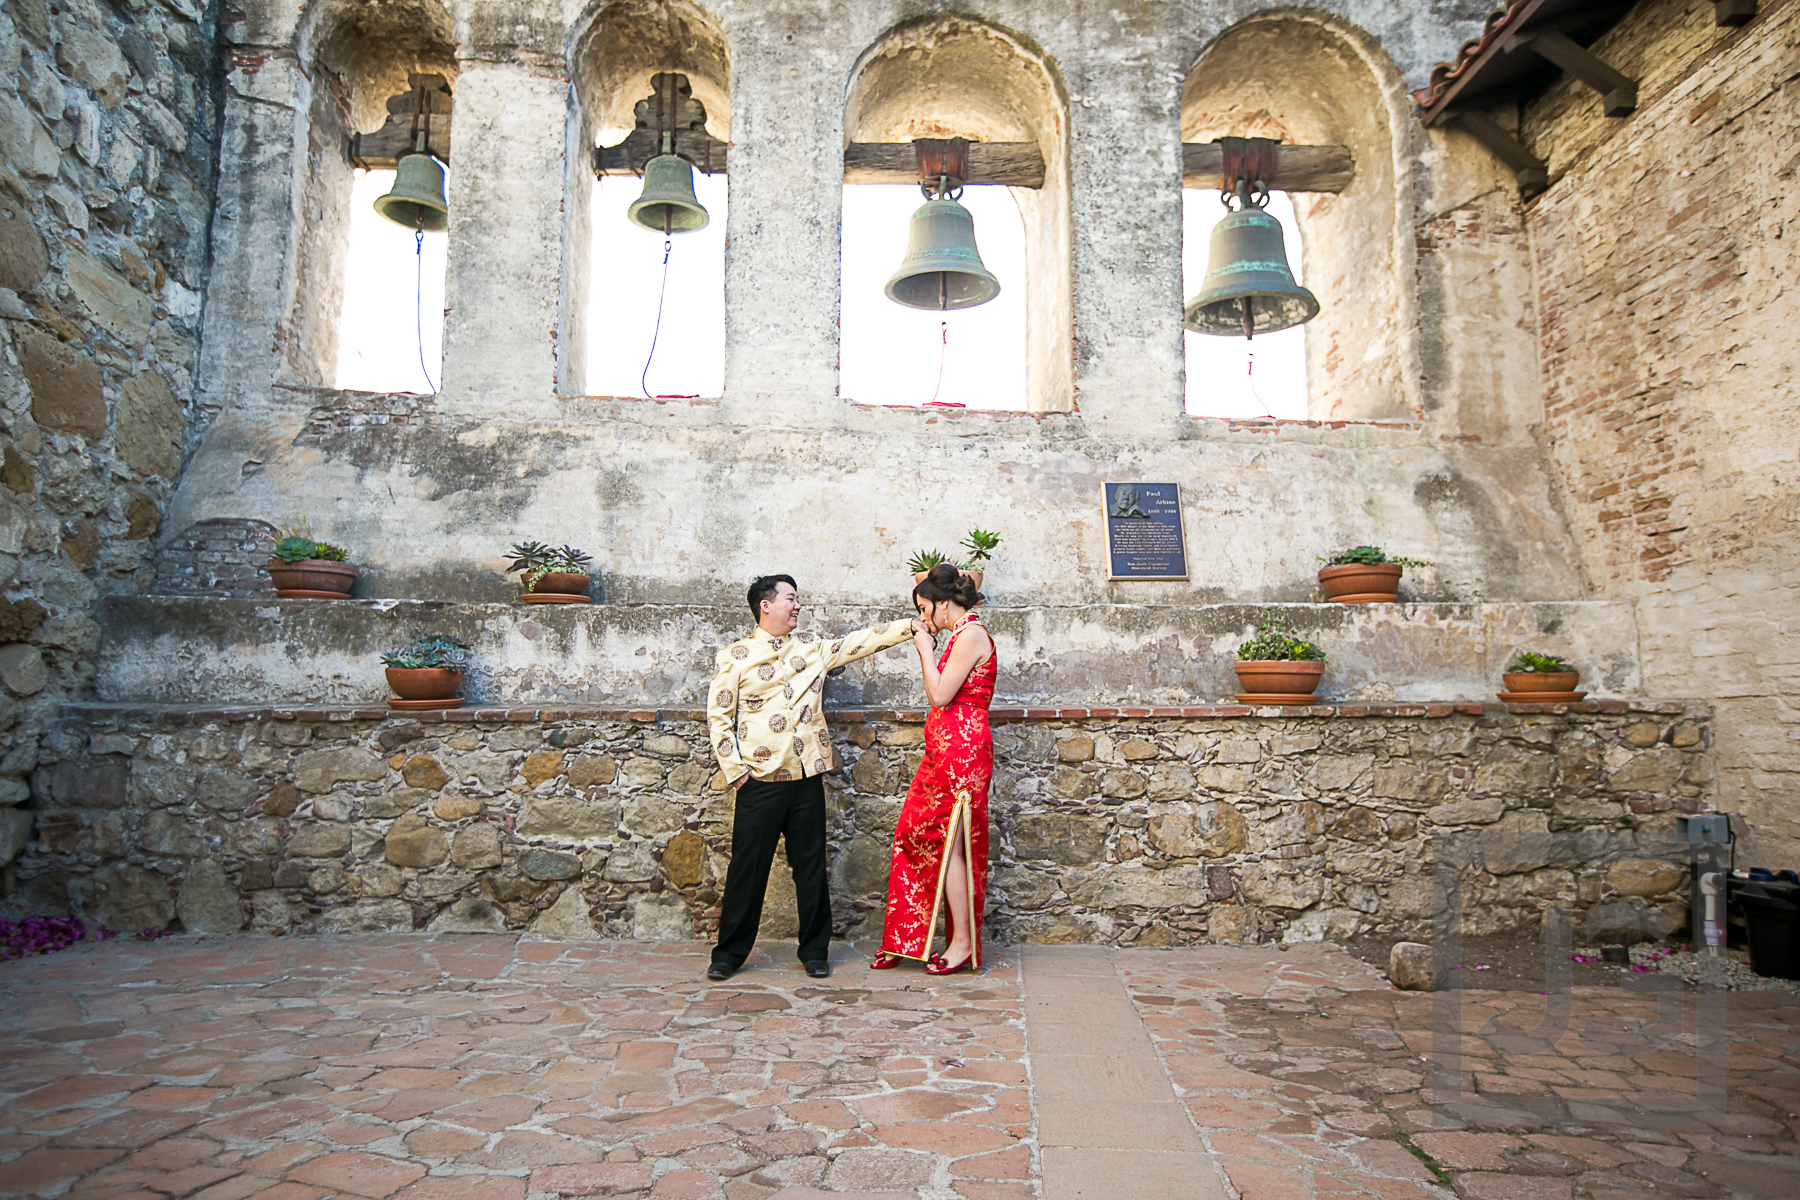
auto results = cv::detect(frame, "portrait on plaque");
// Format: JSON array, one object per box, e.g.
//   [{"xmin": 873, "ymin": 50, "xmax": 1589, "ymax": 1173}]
[{"xmin": 1102, "ymin": 482, "xmax": 1188, "ymax": 580}]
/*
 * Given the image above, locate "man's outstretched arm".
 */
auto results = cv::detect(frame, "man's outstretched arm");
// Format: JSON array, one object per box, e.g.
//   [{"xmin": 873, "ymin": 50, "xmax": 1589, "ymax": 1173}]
[{"xmin": 823, "ymin": 618, "xmax": 915, "ymax": 671}]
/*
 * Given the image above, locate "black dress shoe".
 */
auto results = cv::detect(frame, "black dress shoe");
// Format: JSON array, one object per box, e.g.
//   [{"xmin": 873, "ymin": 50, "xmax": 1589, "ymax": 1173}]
[
  {"xmin": 803, "ymin": 960, "xmax": 830, "ymax": 979},
  {"xmin": 705, "ymin": 961, "xmax": 736, "ymax": 981}
]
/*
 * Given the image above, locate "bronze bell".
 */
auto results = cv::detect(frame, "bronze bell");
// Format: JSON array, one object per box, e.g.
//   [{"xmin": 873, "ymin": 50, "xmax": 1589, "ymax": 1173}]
[
  {"xmin": 627, "ymin": 153, "xmax": 709, "ymax": 234},
  {"xmin": 1184, "ymin": 198, "xmax": 1318, "ymax": 338},
  {"xmin": 374, "ymin": 134, "xmax": 448, "ymax": 232},
  {"xmin": 884, "ymin": 198, "xmax": 1001, "ymax": 311}
]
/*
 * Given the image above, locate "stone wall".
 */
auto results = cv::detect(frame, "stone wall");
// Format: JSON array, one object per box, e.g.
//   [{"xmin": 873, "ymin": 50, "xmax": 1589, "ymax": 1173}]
[
  {"xmin": 10, "ymin": 700, "xmax": 1713, "ymax": 949},
  {"xmin": 1521, "ymin": 1, "xmax": 1800, "ymax": 862},
  {"xmin": 0, "ymin": 0, "xmax": 219, "ymax": 875}
]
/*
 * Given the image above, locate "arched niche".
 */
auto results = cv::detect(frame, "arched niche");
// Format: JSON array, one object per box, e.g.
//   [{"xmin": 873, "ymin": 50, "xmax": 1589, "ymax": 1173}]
[
  {"xmin": 844, "ymin": 16, "xmax": 1071, "ymax": 413},
  {"xmin": 565, "ymin": 0, "xmax": 730, "ymax": 396},
  {"xmin": 284, "ymin": 0, "xmax": 457, "ymax": 388},
  {"xmin": 1183, "ymin": 13, "xmax": 1417, "ymax": 422}
]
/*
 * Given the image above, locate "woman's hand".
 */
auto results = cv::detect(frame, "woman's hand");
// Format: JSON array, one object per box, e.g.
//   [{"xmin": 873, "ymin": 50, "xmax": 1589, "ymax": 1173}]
[{"xmin": 910, "ymin": 619, "xmax": 931, "ymax": 637}]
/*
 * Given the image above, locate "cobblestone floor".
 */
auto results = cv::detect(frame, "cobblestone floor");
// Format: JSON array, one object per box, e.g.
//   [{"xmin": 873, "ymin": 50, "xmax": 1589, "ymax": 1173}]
[{"xmin": 0, "ymin": 937, "xmax": 1796, "ymax": 1200}]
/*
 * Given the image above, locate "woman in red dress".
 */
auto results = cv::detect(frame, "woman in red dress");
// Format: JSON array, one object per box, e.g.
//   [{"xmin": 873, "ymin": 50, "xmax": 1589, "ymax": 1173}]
[{"xmin": 872, "ymin": 564, "xmax": 995, "ymax": 976}]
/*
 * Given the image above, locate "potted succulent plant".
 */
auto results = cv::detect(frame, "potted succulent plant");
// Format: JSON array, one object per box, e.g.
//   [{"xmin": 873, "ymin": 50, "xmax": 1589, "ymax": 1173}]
[
  {"xmin": 265, "ymin": 529, "xmax": 357, "ymax": 598},
  {"xmin": 1499, "ymin": 651, "xmax": 1585, "ymax": 702},
  {"xmin": 381, "ymin": 634, "xmax": 471, "ymax": 709},
  {"xmin": 958, "ymin": 528, "xmax": 1001, "ymax": 590},
  {"xmin": 908, "ymin": 549, "xmax": 948, "ymax": 585},
  {"xmin": 506, "ymin": 542, "xmax": 594, "ymax": 604},
  {"xmin": 1233, "ymin": 611, "xmax": 1327, "ymax": 705},
  {"xmin": 1318, "ymin": 545, "xmax": 1432, "ymax": 604}
]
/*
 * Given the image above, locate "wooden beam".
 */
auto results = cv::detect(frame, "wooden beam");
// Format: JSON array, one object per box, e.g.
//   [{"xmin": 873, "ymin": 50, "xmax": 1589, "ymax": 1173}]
[
  {"xmin": 1449, "ymin": 110, "xmax": 1548, "ymax": 197},
  {"xmin": 842, "ymin": 142, "xmax": 1046, "ymax": 188},
  {"xmin": 1181, "ymin": 143, "xmax": 1353, "ymax": 192},
  {"xmin": 1505, "ymin": 30, "xmax": 1637, "ymax": 116}
]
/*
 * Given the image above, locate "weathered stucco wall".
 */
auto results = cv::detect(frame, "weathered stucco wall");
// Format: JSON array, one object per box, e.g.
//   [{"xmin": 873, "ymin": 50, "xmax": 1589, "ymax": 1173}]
[
  {"xmin": 97, "ymin": 596, "xmax": 1644, "ymax": 708},
  {"xmin": 166, "ymin": 393, "xmax": 1590, "ymax": 609},
  {"xmin": 0, "ymin": 0, "xmax": 219, "ymax": 877},
  {"xmin": 15, "ymin": 701, "xmax": 1713, "ymax": 946},
  {"xmin": 1522, "ymin": 0, "xmax": 1800, "ymax": 864}
]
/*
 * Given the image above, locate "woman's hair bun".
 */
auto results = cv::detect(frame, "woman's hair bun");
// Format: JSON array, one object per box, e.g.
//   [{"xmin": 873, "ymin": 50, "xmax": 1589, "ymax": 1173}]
[{"xmin": 913, "ymin": 561, "xmax": 983, "ymax": 609}]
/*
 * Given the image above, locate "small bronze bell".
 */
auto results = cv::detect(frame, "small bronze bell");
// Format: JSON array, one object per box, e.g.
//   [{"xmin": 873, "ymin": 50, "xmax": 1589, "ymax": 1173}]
[
  {"xmin": 375, "ymin": 133, "xmax": 448, "ymax": 232},
  {"xmin": 1184, "ymin": 187, "xmax": 1317, "ymax": 339},
  {"xmin": 885, "ymin": 197, "xmax": 1001, "ymax": 311},
  {"xmin": 627, "ymin": 153, "xmax": 709, "ymax": 234}
]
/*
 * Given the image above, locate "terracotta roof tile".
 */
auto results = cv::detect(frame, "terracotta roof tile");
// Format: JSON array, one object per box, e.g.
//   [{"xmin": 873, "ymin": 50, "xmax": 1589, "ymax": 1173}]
[{"xmin": 1412, "ymin": 2, "xmax": 1528, "ymax": 111}]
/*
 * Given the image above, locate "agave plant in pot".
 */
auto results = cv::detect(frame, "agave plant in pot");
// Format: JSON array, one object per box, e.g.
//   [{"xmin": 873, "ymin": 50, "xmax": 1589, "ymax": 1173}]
[
  {"xmin": 265, "ymin": 531, "xmax": 357, "ymax": 598},
  {"xmin": 1499, "ymin": 651, "xmax": 1585, "ymax": 703},
  {"xmin": 1233, "ymin": 611, "xmax": 1328, "ymax": 706},
  {"xmin": 382, "ymin": 635, "xmax": 471, "ymax": 710},
  {"xmin": 507, "ymin": 542, "xmax": 594, "ymax": 604},
  {"xmin": 1317, "ymin": 545, "xmax": 1431, "ymax": 604},
  {"xmin": 907, "ymin": 548, "xmax": 948, "ymax": 585}
]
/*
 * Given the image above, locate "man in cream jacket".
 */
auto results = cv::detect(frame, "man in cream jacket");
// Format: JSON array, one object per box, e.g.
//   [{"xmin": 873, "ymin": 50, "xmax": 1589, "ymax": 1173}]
[{"xmin": 705, "ymin": 574, "xmax": 913, "ymax": 980}]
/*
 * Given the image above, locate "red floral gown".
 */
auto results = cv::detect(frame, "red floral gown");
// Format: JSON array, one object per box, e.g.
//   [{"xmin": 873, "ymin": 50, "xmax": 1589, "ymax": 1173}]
[{"xmin": 879, "ymin": 613, "xmax": 996, "ymax": 967}]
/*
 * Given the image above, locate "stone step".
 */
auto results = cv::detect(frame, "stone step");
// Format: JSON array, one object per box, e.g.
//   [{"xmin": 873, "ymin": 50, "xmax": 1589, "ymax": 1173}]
[{"xmin": 98, "ymin": 596, "xmax": 1643, "ymax": 708}]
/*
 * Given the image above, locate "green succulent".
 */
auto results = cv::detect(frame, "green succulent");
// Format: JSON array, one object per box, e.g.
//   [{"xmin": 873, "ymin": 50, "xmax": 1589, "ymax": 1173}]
[
  {"xmin": 1322, "ymin": 545, "xmax": 1433, "ymax": 568},
  {"xmin": 959, "ymin": 528, "xmax": 1002, "ymax": 566},
  {"xmin": 273, "ymin": 531, "xmax": 352, "ymax": 564},
  {"xmin": 1507, "ymin": 651, "xmax": 1572, "ymax": 674},
  {"xmin": 1236, "ymin": 611, "xmax": 1327, "ymax": 663},
  {"xmin": 381, "ymin": 635, "xmax": 472, "ymax": 671},
  {"xmin": 506, "ymin": 541, "xmax": 594, "ymax": 590},
  {"xmin": 273, "ymin": 536, "xmax": 317, "ymax": 563},
  {"xmin": 907, "ymin": 549, "xmax": 948, "ymax": 574}
]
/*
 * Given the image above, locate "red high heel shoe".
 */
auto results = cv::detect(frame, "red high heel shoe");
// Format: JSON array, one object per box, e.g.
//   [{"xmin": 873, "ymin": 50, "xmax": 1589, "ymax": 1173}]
[
  {"xmin": 870, "ymin": 952, "xmax": 902, "ymax": 970},
  {"xmin": 924, "ymin": 952, "xmax": 973, "ymax": 976}
]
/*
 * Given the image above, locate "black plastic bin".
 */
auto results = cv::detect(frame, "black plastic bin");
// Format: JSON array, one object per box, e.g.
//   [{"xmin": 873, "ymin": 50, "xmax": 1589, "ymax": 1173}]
[{"xmin": 1734, "ymin": 880, "xmax": 1800, "ymax": 980}]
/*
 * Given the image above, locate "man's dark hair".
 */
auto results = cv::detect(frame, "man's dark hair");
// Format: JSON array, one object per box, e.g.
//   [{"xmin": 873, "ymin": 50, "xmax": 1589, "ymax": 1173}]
[{"xmin": 748, "ymin": 575, "xmax": 797, "ymax": 623}]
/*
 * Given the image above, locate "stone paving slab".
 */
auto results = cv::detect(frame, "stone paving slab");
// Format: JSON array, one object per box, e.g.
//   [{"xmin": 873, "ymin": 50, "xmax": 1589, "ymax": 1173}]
[{"xmin": 2, "ymin": 936, "xmax": 1796, "ymax": 1200}]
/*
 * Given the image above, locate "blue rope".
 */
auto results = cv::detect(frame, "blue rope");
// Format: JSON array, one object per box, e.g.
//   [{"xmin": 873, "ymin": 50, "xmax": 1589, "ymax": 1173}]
[
  {"xmin": 415, "ymin": 228, "xmax": 437, "ymax": 394},
  {"xmin": 641, "ymin": 238, "xmax": 672, "ymax": 398}
]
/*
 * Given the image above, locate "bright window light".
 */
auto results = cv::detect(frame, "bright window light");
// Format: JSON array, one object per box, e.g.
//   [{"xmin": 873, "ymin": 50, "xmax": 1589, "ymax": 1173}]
[
  {"xmin": 335, "ymin": 169, "xmax": 447, "ymax": 394},
  {"xmin": 586, "ymin": 172, "xmax": 727, "ymax": 398},
  {"xmin": 1183, "ymin": 189, "xmax": 1307, "ymax": 420},
  {"xmin": 840, "ymin": 184, "xmax": 1026, "ymax": 410}
]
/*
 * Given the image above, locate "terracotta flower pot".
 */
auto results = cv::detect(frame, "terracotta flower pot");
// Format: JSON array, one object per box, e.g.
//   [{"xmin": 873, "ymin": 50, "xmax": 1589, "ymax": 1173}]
[
  {"xmin": 529, "ymin": 572, "xmax": 591, "ymax": 596},
  {"xmin": 385, "ymin": 668, "xmax": 464, "ymax": 700},
  {"xmin": 1318, "ymin": 562, "xmax": 1403, "ymax": 602},
  {"xmin": 266, "ymin": 559, "xmax": 358, "ymax": 597},
  {"xmin": 1233, "ymin": 660, "xmax": 1325, "ymax": 696},
  {"xmin": 912, "ymin": 570, "xmax": 930, "ymax": 584},
  {"xmin": 1502, "ymin": 671, "xmax": 1579, "ymax": 693}
]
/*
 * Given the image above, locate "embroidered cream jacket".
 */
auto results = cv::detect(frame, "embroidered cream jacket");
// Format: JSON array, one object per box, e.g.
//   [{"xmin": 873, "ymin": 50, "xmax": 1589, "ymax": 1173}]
[{"xmin": 708, "ymin": 620, "xmax": 914, "ymax": 783}]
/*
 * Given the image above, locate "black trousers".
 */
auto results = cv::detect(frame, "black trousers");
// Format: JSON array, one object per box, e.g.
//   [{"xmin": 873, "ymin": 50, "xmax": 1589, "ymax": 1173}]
[{"xmin": 712, "ymin": 775, "xmax": 832, "ymax": 966}]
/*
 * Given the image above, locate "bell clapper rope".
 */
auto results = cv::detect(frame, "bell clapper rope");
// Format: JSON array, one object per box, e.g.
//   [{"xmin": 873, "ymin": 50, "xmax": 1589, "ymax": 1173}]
[{"xmin": 414, "ymin": 217, "xmax": 437, "ymax": 394}]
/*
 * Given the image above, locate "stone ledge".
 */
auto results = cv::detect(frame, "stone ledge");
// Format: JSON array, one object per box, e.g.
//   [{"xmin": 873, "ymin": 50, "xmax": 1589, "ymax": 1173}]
[{"xmin": 60, "ymin": 699, "xmax": 1694, "ymax": 726}]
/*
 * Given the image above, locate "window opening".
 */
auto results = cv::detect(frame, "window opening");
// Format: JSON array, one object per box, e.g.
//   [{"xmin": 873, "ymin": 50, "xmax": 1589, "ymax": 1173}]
[
  {"xmin": 587, "ymin": 72, "xmax": 726, "ymax": 398},
  {"xmin": 336, "ymin": 75, "xmax": 451, "ymax": 394},
  {"xmin": 841, "ymin": 145, "xmax": 1026, "ymax": 409},
  {"xmin": 1183, "ymin": 188, "xmax": 1307, "ymax": 420}
]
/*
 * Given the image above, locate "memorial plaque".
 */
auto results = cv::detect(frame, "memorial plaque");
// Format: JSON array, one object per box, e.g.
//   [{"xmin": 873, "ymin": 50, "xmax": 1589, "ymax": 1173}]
[{"xmin": 1102, "ymin": 482, "xmax": 1188, "ymax": 580}]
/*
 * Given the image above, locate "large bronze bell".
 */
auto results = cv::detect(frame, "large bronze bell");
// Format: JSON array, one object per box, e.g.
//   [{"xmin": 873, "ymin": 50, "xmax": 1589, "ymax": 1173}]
[
  {"xmin": 627, "ymin": 153, "xmax": 709, "ymax": 234},
  {"xmin": 885, "ymin": 198, "xmax": 1001, "ymax": 310},
  {"xmin": 1184, "ymin": 199, "xmax": 1318, "ymax": 338},
  {"xmin": 374, "ymin": 135, "xmax": 448, "ymax": 232}
]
